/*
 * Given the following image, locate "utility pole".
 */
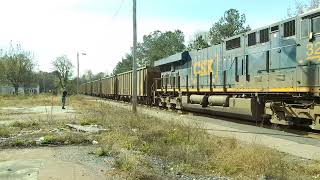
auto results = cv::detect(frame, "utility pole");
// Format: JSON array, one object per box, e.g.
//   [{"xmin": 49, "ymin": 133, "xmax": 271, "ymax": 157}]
[
  {"xmin": 77, "ymin": 52, "xmax": 86, "ymax": 95},
  {"xmin": 132, "ymin": 0, "xmax": 137, "ymax": 113},
  {"xmin": 43, "ymin": 73, "xmax": 46, "ymax": 93},
  {"xmin": 77, "ymin": 52, "xmax": 79, "ymax": 94}
]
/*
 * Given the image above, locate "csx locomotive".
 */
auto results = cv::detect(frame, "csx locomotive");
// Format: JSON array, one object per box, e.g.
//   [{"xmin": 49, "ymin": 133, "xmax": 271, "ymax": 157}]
[{"xmin": 81, "ymin": 8, "xmax": 320, "ymax": 130}]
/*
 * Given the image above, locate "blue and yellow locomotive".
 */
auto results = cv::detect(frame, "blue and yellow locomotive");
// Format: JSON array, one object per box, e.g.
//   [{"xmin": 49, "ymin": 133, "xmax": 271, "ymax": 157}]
[{"xmin": 154, "ymin": 8, "xmax": 320, "ymax": 130}]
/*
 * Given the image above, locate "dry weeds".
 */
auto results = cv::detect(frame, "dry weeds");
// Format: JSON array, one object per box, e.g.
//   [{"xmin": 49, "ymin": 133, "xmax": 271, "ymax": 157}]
[
  {"xmin": 0, "ymin": 95, "xmax": 319, "ymax": 179},
  {"xmin": 73, "ymin": 97, "xmax": 320, "ymax": 180}
]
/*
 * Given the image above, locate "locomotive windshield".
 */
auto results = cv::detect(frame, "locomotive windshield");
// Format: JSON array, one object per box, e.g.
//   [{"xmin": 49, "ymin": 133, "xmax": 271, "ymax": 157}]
[{"xmin": 312, "ymin": 16, "xmax": 320, "ymax": 34}]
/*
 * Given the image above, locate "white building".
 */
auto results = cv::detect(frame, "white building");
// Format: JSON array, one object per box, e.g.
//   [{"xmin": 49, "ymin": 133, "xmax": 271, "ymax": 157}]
[{"xmin": 0, "ymin": 85, "xmax": 40, "ymax": 95}]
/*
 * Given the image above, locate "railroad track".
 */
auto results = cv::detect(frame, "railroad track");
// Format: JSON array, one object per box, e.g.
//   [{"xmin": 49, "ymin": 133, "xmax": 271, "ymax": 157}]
[
  {"xmin": 146, "ymin": 102, "xmax": 320, "ymax": 140},
  {"xmin": 188, "ymin": 109, "xmax": 320, "ymax": 139}
]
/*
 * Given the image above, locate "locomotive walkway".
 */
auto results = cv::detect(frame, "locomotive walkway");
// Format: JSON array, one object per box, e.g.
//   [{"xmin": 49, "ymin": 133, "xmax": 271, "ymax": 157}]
[{"xmin": 87, "ymin": 96, "xmax": 320, "ymax": 161}]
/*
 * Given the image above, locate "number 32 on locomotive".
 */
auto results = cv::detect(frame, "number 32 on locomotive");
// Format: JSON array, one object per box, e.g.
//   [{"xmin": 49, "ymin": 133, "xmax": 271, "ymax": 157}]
[{"xmin": 306, "ymin": 42, "xmax": 320, "ymax": 61}]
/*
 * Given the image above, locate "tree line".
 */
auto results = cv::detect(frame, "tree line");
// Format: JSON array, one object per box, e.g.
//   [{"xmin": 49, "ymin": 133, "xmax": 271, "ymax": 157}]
[
  {"xmin": 113, "ymin": 1, "xmax": 320, "ymax": 74},
  {"xmin": 112, "ymin": 8, "xmax": 252, "ymax": 75},
  {"xmin": 0, "ymin": 43, "xmax": 76, "ymax": 95}
]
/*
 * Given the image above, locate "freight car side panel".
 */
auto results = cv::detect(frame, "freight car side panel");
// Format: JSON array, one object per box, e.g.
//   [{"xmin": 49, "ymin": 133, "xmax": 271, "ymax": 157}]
[
  {"xmin": 92, "ymin": 80, "xmax": 100, "ymax": 96},
  {"xmin": 117, "ymin": 67, "xmax": 152, "ymax": 97},
  {"xmin": 101, "ymin": 76, "xmax": 115, "ymax": 96},
  {"xmin": 88, "ymin": 81, "xmax": 93, "ymax": 95}
]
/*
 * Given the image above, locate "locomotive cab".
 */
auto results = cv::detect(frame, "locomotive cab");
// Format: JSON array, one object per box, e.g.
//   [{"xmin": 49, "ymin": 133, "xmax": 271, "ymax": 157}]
[{"xmin": 296, "ymin": 9, "xmax": 320, "ymax": 96}]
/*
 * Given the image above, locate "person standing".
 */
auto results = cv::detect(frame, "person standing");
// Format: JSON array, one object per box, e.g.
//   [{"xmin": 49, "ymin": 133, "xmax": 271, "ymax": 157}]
[{"xmin": 62, "ymin": 89, "xmax": 67, "ymax": 109}]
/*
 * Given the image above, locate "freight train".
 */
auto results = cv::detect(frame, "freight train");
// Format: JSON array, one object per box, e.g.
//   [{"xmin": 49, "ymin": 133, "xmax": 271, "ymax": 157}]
[{"xmin": 81, "ymin": 8, "xmax": 320, "ymax": 131}]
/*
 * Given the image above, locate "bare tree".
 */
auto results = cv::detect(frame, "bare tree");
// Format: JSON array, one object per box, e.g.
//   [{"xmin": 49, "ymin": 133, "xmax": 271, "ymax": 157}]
[
  {"xmin": 0, "ymin": 44, "xmax": 35, "ymax": 94},
  {"xmin": 310, "ymin": 0, "xmax": 320, "ymax": 9},
  {"xmin": 288, "ymin": 0, "xmax": 320, "ymax": 17},
  {"xmin": 81, "ymin": 69, "xmax": 94, "ymax": 82},
  {"xmin": 52, "ymin": 55, "xmax": 73, "ymax": 89}
]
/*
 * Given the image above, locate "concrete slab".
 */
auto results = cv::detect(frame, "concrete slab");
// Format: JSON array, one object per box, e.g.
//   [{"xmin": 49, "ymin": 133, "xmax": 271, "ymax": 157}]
[
  {"xmin": 0, "ymin": 146, "xmax": 111, "ymax": 180},
  {"xmin": 0, "ymin": 159, "xmax": 41, "ymax": 180},
  {"xmin": 66, "ymin": 124, "xmax": 107, "ymax": 133}
]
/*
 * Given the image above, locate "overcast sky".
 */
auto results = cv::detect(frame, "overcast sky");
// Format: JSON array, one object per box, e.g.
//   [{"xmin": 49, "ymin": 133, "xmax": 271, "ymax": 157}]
[{"xmin": 0, "ymin": 0, "xmax": 308, "ymax": 76}]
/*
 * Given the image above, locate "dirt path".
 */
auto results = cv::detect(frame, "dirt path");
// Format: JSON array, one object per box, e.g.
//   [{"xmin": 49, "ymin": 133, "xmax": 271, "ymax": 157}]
[
  {"xmin": 0, "ymin": 146, "xmax": 115, "ymax": 180},
  {"xmin": 91, "ymin": 98, "xmax": 320, "ymax": 161}
]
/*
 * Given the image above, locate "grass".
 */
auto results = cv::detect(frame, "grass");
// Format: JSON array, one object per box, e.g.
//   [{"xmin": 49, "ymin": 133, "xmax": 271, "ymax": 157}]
[
  {"xmin": 0, "ymin": 127, "xmax": 11, "ymax": 138},
  {"xmin": 0, "ymin": 94, "xmax": 60, "ymax": 107},
  {"xmin": 11, "ymin": 121, "xmax": 40, "ymax": 129},
  {"xmin": 41, "ymin": 133, "xmax": 92, "ymax": 145},
  {"xmin": 74, "ymin": 98, "xmax": 320, "ymax": 179},
  {"xmin": 1, "ymin": 95, "xmax": 320, "ymax": 179},
  {"xmin": 94, "ymin": 147, "xmax": 108, "ymax": 156},
  {"xmin": 80, "ymin": 119, "xmax": 97, "ymax": 126},
  {"xmin": 11, "ymin": 139, "xmax": 24, "ymax": 146}
]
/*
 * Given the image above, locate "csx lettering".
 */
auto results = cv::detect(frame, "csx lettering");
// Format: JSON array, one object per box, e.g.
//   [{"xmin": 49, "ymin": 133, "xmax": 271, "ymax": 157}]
[{"xmin": 193, "ymin": 60, "xmax": 213, "ymax": 76}]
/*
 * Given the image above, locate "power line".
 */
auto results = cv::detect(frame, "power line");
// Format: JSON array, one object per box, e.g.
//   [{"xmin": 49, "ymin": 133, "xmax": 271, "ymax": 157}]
[{"xmin": 112, "ymin": 0, "xmax": 125, "ymax": 20}]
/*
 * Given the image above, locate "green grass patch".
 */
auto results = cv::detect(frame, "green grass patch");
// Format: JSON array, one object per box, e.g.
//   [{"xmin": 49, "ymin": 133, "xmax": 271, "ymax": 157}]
[
  {"xmin": 10, "ymin": 138, "xmax": 25, "ymax": 147},
  {"xmin": 42, "ymin": 132, "xmax": 92, "ymax": 145},
  {"xmin": 11, "ymin": 121, "xmax": 40, "ymax": 129},
  {"xmin": 80, "ymin": 119, "xmax": 97, "ymax": 126},
  {"xmin": 0, "ymin": 127, "xmax": 11, "ymax": 138}
]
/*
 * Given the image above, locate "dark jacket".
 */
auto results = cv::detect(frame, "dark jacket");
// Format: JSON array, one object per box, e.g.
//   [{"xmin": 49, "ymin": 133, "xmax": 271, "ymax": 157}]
[{"xmin": 62, "ymin": 90, "xmax": 67, "ymax": 97}]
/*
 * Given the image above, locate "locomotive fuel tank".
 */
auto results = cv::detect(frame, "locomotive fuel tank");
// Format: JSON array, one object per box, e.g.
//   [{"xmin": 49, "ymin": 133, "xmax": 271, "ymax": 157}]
[
  {"xmin": 208, "ymin": 95, "xmax": 229, "ymax": 107},
  {"xmin": 190, "ymin": 95, "xmax": 205, "ymax": 104}
]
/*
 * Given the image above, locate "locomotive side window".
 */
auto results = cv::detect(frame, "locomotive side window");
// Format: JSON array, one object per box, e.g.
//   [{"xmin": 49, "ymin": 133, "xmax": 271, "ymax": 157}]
[
  {"xmin": 248, "ymin": 32, "xmax": 256, "ymax": 46},
  {"xmin": 284, "ymin": 20, "xmax": 296, "ymax": 37},
  {"xmin": 271, "ymin": 25, "xmax": 279, "ymax": 32},
  {"xmin": 312, "ymin": 17, "xmax": 320, "ymax": 34},
  {"xmin": 301, "ymin": 19, "xmax": 309, "ymax": 37},
  {"xmin": 226, "ymin": 37, "xmax": 241, "ymax": 50},
  {"xmin": 260, "ymin": 28, "xmax": 269, "ymax": 43}
]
